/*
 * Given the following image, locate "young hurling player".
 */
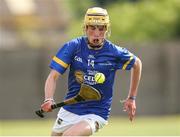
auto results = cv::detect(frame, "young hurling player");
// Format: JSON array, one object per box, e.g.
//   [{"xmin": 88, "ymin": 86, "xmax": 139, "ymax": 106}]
[{"xmin": 40, "ymin": 7, "xmax": 142, "ymax": 136}]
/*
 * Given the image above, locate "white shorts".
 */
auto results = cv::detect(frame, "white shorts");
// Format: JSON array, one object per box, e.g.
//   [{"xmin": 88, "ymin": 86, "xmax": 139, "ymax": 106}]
[{"xmin": 52, "ymin": 107, "xmax": 108, "ymax": 134}]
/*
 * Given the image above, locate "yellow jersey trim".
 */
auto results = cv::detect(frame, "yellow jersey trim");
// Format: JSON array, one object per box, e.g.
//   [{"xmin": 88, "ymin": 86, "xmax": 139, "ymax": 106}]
[
  {"xmin": 53, "ymin": 56, "xmax": 69, "ymax": 68},
  {"xmin": 122, "ymin": 56, "xmax": 133, "ymax": 70}
]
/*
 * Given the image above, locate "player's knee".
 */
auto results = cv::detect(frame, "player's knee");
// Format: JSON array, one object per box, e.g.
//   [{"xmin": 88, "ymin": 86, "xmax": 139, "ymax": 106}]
[
  {"xmin": 62, "ymin": 131, "xmax": 73, "ymax": 136},
  {"xmin": 84, "ymin": 119, "xmax": 99, "ymax": 133},
  {"xmin": 62, "ymin": 130, "xmax": 80, "ymax": 136},
  {"xmin": 62, "ymin": 121, "xmax": 92, "ymax": 136},
  {"xmin": 62, "ymin": 128, "xmax": 91, "ymax": 136}
]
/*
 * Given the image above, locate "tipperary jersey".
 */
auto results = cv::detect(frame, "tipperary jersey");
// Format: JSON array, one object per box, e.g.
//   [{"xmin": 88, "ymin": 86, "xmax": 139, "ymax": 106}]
[{"xmin": 50, "ymin": 36, "xmax": 136, "ymax": 120}]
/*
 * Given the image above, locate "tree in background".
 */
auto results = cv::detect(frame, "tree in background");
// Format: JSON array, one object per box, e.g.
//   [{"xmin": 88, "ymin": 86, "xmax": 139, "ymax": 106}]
[
  {"xmin": 67, "ymin": 0, "xmax": 180, "ymax": 44},
  {"xmin": 95, "ymin": 0, "xmax": 140, "ymax": 6}
]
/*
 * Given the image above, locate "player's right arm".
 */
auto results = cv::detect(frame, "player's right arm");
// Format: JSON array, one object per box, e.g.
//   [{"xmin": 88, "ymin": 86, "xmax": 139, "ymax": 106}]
[
  {"xmin": 41, "ymin": 69, "xmax": 60, "ymax": 112},
  {"xmin": 41, "ymin": 38, "xmax": 80, "ymax": 112}
]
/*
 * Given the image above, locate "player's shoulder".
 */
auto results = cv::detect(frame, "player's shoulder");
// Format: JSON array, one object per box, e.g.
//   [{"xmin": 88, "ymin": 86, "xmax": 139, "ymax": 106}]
[{"xmin": 105, "ymin": 39, "xmax": 126, "ymax": 53}]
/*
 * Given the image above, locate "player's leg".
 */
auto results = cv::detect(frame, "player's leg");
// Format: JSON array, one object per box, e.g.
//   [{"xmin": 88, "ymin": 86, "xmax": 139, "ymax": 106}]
[
  {"xmin": 52, "ymin": 116, "xmax": 72, "ymax": 136},
  {"xmin": 62, "ymin": 120, "xmax": 98, "ymax": 136},
  {"xmin": 51, "ymin": 131, "xmax": 63, "ymax": 136},
  {"xmin": 51, "ymin": 108, "xmax": 76, "ymax": 135},
  {"xmin": 51, "ymin": 108, "xmax": 107, "ymax": 136}
]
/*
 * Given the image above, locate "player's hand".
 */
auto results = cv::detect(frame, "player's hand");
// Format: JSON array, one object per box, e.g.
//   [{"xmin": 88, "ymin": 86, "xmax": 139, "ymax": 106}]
[
  {"xmin": 41, "ymin": 99, "xmax": 54, "ymax": 112},
  {"xmin": 123, "ymin": 98, "xmax": 136, "ymax": 121}
]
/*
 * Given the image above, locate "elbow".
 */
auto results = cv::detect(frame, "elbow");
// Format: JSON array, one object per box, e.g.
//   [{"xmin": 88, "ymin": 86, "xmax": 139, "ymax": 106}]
[
  {"xmin": 134, "ymin": 57, "xmax": 142, "ymax": 70},
  {"xmin": 48, "ymin": 69, "xmax": 60, "ymax": 81}
]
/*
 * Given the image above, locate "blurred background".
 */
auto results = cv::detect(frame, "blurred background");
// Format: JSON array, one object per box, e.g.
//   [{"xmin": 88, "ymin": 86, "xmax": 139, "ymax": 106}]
[{"xmin": 0, "ymin": 0, "xmax": 180, "ymax": 136}]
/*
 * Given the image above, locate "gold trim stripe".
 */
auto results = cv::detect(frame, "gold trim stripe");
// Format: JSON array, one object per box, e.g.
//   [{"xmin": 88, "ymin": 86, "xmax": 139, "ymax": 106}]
[
  {"xmin": 122, "ymin": 56, "xmax": 133, "ymax": 70},
  {"xmin": 53, "ymin": 56, "xmax": 69, "ymax": 68}
]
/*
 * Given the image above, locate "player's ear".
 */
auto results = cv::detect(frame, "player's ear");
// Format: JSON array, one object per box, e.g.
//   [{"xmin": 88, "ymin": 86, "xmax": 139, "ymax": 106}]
[{"xmin": 85, "ymin": 25, "xmax": 89, "ymax": 31}]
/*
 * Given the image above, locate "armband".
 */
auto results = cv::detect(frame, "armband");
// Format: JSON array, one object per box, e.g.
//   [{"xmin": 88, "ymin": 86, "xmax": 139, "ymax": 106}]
[
  {"xmin": 44, "ymin": 98, "xmax": 54, "ymax": 102},
  {"xmin": 128, "ymin": 96, "xmax": 136, "ymax": 100}
]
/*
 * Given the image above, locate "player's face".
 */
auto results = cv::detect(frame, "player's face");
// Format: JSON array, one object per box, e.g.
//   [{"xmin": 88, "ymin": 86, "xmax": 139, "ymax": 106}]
[{"xmin": 86, "ymin": 25, "xmax": 107, "ymax": 46}]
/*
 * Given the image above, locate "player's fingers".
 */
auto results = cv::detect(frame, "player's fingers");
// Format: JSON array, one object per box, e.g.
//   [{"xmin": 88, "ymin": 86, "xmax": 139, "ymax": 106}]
[
  {"xmin": 123, "ymin": 102, "xmax": 129, "ymax": 112},
  {"xmin": 123, "ymin": 106, "xmax": 127, "ymax": 112},
  {"xmin": 129, "ymin": 106, "xmax": 136, "ymax": 121},
  {"xmin": 127, "ymin": 107, "xmax": 132, "ymax": 121},
  {"xmin": 128, "ymin": 112, "xmax": 134, "ymax": 121}
]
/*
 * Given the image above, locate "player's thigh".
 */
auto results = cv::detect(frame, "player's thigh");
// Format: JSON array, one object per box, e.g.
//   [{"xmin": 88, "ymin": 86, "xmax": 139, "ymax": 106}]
[{"xmin": 62, "ymin": 120, "xmax": 92, "ymax": 136}]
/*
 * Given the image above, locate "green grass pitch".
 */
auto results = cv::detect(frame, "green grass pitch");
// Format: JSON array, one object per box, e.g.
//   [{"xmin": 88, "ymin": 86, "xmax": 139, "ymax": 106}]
[{"xmin": 0, "ymin": 115, "xmax": 179, "ymax": 136}]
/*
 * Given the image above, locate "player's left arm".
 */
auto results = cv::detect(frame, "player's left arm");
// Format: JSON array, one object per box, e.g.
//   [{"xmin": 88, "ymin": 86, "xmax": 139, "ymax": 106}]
[{"xmin": 124, "ymin": 57, "xmax": 142, "ymax": 121}]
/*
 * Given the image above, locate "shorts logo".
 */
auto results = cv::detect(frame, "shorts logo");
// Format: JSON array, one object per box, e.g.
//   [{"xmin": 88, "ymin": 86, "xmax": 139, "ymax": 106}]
[{"xmin": 57, "ymin": 118, "xmax": 63, "ymax": 125}]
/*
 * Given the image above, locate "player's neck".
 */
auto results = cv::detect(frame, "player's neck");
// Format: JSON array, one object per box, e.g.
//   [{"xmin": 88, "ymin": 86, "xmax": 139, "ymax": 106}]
[{"xmin": 88, "ymin": 44, "xmax": 103, "ymax": 50}]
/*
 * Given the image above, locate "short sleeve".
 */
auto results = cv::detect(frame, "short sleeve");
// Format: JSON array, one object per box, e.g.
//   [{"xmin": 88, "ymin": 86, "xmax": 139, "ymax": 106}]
[
  {"xmin": 116, "ymin": 47, "xmax": 136, "ymax": 70},
  {"xmin": 49, "ymin": 40, "xmax": 77, "ymax": 74}
]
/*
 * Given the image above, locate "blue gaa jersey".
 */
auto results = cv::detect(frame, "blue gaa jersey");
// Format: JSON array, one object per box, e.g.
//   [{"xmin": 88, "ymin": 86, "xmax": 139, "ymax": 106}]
[{"xmin": 50, "ymin": 36, "xmax": 136, "ymax": 120}]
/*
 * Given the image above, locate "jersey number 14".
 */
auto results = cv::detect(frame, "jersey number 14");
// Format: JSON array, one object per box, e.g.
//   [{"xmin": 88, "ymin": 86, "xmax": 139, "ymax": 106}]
[{"xmin": 88, "ymin": 59, "xmax": 95, "ymax": 68}]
